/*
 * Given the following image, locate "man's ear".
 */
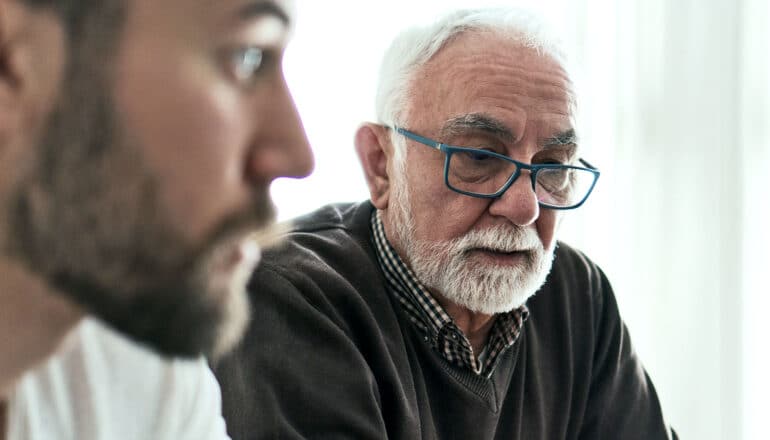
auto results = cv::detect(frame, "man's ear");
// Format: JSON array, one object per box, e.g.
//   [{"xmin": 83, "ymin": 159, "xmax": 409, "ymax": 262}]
[
  {"xmin": 0, "ymin": 1, "xmax": 65, "ymax": 142},
  {"xmin": 354, "ymin": 123, "xmax": 395, "ymax": 210},
  {"xmin": 0, "ymin": 0, "xmax": 25, "ymax": 127}
]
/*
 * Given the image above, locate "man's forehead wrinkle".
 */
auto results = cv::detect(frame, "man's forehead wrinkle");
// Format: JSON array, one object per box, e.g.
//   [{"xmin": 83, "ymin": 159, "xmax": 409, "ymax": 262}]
[
  {"xmin": 440, "ymin": 114, "xmax": 515, "ymax": 142},
  {"xmin": 428, "ymin": 65, "xmax": 573, "ymax": 120},
  {"xmin": 432, "ymin": 38, "xmax": 573, "ymax": 89},
  {"xmin": 412, "ymin": 33, "xmax": 577, "ymax": 151},
  {"xmin": 449, "ymin": 63, "xmax": 572, "ymax": 100}
]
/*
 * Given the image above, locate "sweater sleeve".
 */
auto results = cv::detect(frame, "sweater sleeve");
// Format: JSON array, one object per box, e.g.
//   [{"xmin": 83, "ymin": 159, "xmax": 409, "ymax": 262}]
[
  {"xmin": 578, "ymin": 266, "xmax": 677, "ymax": 440},
  {"xmin": 214, "ymin": 265, "xmax": 390, "ymax": 440}
]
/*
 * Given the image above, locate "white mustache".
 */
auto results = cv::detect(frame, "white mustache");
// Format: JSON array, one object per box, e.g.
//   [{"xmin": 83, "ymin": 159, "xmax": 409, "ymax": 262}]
[{"xmin": 452, "ymin": 225, "xmax": 542, "ymax": 254}]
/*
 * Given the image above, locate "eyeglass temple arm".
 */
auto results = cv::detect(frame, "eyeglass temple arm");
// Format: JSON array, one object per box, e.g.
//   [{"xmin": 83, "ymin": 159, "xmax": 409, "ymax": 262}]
[
  {"xmin": 392, "ymin": 126, "xmax": 444, "ymax": 150},
  {"xmin": 394, "ymin": 125, "xmax": 598, "ymax": 172},
  {"xmin": 579, "ymin": 158, "xmax": 598, "ymax": 170}
]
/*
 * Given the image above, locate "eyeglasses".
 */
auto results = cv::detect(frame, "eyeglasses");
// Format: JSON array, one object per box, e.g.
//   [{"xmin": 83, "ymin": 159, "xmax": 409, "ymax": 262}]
[{"xmin": 392, "ymin": 126, "xmax": 600, "ymax": 210}]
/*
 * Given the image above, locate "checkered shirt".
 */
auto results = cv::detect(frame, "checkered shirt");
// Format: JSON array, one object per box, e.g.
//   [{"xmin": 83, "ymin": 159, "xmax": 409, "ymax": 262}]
[{"xmin": 370, "ymin": 211, "xmax": 529, "ymax": 378}]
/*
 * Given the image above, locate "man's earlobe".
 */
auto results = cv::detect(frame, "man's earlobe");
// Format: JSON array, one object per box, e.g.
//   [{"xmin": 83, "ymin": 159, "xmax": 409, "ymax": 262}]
[
  {"xmin": 0, "ymin": 1, "xmax": 26, "ymax": 130},
  {"xmin": 354, "ymin": 123, "xmax": 392, "ymax": 210},
  {"xmin": 0, "ymin": 2, "xmax": 66, "ymax": 141}
]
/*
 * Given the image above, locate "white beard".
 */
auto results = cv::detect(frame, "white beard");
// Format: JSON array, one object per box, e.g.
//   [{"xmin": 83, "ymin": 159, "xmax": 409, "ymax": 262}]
[
  {"xmin": 387, "ymin": 166, "xmax": 555, "ymax": 314},
  {"xmin": 406, "ymin": 225, "xmax": 555, "ymax": 314}
]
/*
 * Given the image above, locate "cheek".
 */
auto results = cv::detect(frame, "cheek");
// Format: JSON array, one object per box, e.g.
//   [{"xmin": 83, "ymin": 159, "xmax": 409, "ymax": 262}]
[
  {"xmin": 406, "ymin": 161, "xmax": 490, "ymax": 242},
  {"xmin": 535, "ymin": 210, "xmax": 560, "ymax": 250},
  {"xmin": 147, "ymin": 82, "xmax": 246, "ymax": 187},
  {"xmin": 113, "ymin": 57, "xmax": 250, "ymax": 241}
]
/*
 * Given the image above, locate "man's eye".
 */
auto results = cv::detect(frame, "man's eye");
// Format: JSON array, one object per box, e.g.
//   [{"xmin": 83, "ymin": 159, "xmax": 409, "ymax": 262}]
[
  {"xmin": 465, "ymin": 150, "xmax": 493, "ymax": 161},
  {"xmin": 229, "ymin": 46, "xmax": 266, "ymax": 83},
  {"xmin": 533, "ymin": 154, "xmax": 568, "ymax": 166}
]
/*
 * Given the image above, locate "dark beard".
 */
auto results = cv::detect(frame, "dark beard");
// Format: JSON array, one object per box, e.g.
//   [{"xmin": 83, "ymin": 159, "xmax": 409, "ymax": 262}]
[
  {"xmin": 51, "ymin": 260, "xmax": 222, "ymax": 358},
  {"xmin": 5, "ymin": 30, "xmax": 273, "ymax": 359},
  {"xmin": 12, "ymin": 190, "xmax": 273, "ymax": 360},
  {"xmin": 10, "ymin": 178, "xmax": 272, "ymax": 359}
]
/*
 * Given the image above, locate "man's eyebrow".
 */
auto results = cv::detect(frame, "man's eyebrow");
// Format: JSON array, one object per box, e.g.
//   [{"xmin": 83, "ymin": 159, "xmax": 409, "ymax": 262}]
[
  {"xmin": 544, "ymin": 129, "xmax": 578, "ymax": 147},
  {"xmin": 235, "ymin": 1, "xmax": 290, "ymax": 25},
  {"xmin": 439, "ymin": 113, "xmax": 516, "ymax": 143},
  {"xmin": 542, "ymin": 129, "xmax": 579, "ymax": 161}
]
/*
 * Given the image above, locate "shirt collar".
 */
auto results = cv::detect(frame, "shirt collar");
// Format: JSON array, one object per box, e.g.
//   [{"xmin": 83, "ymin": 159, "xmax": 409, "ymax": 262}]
[{"xmin": 370, "ymin": 210, "xmax": 529, "ymax": 377}]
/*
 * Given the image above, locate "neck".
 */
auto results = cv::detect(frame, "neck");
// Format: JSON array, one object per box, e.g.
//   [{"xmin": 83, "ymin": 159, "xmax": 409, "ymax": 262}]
[
  {"xmin": 0, "ymin": 258, "xmax": 83, "ymax": 397},
  {"xmin": 436, "ymin": 296, "xmax": 496, "ymax": 355}
]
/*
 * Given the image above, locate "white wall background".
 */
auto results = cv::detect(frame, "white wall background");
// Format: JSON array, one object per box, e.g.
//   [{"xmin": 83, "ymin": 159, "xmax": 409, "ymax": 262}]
[{"xmin": 275, "ymin": 1, "xmax": 770, "ymax": 439}]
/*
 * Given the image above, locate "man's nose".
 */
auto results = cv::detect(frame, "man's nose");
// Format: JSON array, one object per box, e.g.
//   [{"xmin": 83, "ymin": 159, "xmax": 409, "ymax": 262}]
[
  {"xmin": 486, "ymin": 172, "xmax": 540, "ymax": 226},
  {"xmin": 245, "ymin": 76, "xmax": 314, "ymax": 185}
]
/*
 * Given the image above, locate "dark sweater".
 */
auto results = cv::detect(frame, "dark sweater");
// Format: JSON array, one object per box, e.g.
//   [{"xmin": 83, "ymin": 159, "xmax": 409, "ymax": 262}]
[{"xmin": 215, "ymin": 202, "xmax": 676, "ymax": 439}]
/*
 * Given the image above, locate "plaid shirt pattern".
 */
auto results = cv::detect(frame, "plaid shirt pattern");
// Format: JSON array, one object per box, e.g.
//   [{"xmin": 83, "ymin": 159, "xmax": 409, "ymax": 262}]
[{"xmin": 370, "ymin": 211, "xmax": 529, "ymax": 378}]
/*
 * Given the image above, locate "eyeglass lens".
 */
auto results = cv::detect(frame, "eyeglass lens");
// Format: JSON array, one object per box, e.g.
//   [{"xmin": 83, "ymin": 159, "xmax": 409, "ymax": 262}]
[{"xmin": 446, "ymin": 149, "xmax": 594, "ymax": 207}]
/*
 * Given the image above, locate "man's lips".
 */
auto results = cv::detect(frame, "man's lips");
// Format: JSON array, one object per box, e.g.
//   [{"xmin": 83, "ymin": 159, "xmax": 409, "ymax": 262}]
[{"xmin": 465, "ymin": 248, "xmax": 532, "ymax": 265}]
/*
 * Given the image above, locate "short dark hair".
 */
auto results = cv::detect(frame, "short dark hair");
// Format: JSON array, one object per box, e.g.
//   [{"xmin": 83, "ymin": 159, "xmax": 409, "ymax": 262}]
[{"xmin": 20, "ymin": 0, "xmax": 125, "ymax": 50}]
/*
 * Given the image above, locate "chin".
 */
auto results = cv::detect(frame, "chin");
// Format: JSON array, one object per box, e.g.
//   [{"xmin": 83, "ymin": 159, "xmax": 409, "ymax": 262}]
[
  {"xmin": 203, "ymin": 253, "xmax": 255, "ymax": 360},
  {"xmin": 437, "ymin": 274, "xmax": 540, "ymax": 315},
  {"xmin": 431, "ymin": 251, "xmax": 555, "ymax": 315},
  {"xmin": 51, "ymin": 246, "xmax": 255, "ymax": 360}
]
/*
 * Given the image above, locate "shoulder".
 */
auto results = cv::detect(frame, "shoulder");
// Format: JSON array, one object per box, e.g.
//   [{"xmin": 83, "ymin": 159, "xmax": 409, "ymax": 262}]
[
  {"xmin": 216, "ymin": 203, "xmax": 409, "ymax": 439},
  {"xmin": 253, "ymin": 201, "xmax": 385, "ymax": 312},
  {"xmin": 540, "ymin": 241, "xmax": 612, "ymax": 306},
  {"xmin": 525, "ymin": 241, "xmax": 617, "ymax": 345},
  {"xmin": 220, "ymin": 200, "xmax": 401, "ymax": 370},
  {"xmin": 542, "ymin": 247, "xmax": 674, "ymax": 438},
  {"xmin": 263, "ymin": 201, "xmax": 374, "ymax": 272},
  {"xmin": 8, "ymin": 318, "xmax": 228, "ymax": 440},
  {"xmin": 551, "ymin": 241, "xmax": 606, "ymax": 282}
]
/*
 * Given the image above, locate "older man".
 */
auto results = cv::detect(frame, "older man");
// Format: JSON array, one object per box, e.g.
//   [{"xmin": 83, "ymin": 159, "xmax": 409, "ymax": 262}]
[
  {"xmin": 216, "ymin": 8, "xmax": 676, "ymax": 440},
  {"xmin": 0, "ymin": 0, "xmax": 312, "ymax": 438}
]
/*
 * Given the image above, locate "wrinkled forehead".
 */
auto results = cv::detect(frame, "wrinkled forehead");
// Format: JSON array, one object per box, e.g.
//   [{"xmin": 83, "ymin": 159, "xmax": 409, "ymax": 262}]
[
  {"xmin": 408, "ymin": 30, "xmax": 577, "ymax": 123},
  {"xmin": 435, "ymin": 30, "xmax": 572, "ymax": 94}
]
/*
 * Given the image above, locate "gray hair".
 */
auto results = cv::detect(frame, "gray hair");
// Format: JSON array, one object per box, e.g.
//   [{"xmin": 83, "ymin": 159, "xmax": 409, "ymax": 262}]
[{"xmin": 375, "ymin": 8, "xmax": 568, "ymax": 163}]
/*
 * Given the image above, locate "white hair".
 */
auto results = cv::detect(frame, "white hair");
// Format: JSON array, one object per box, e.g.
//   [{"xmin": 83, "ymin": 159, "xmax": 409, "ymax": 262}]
[{"xmin": 375, "ymin": 8, "xmax": 569, "ymax": 161}]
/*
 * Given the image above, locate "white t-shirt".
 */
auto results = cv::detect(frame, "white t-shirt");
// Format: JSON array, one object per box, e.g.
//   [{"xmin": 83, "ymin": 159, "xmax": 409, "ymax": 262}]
[{"xmin": 5, "ymin": 318, "xmax": 230, "ymax": 440}]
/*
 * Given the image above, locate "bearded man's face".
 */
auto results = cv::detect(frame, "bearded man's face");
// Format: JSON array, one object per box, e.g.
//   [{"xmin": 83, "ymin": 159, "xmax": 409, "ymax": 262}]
[{"xmin": 2, "ymin": 0, "xmax": 313, "ymax": 358}]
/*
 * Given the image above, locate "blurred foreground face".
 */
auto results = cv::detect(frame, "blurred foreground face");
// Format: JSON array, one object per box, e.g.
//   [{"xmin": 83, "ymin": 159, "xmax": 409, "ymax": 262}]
[{"xmin": 4, "ymin": 0, "xmax": 313, "ymax": 358}]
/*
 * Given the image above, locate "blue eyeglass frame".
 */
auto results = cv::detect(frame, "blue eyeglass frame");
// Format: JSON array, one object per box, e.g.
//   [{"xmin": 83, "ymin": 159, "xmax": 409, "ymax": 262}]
[{"xmin": 392, "ymin": 126, "xmax": 601, "ymax": 210}]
